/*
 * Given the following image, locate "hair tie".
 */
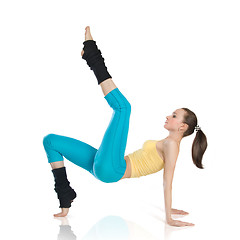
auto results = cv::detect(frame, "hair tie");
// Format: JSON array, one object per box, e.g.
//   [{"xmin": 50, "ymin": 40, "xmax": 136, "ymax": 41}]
[{"xmin": 195, "ymin": 124, "xmax": 201, "ymax": 132}]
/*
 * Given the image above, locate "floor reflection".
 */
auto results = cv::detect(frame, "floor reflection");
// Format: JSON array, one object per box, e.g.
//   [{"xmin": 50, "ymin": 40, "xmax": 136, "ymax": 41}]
[
  {"xmin": 54, "ymin": 214, "xmax": 188, "ymax": 240},
  {"xmin": 81, "ymin": 216, "xmax": 130, "ymax": 240},
  {"xmin": 55, "ymin": 217, "xmax": 76, "ymax": 240},
  {"xmin": 57, "ymin": 225, "xmax": 77, "ymax": 240},
  {"xmin": 55, "ymin": 215, "xmax": 159, "ymax": 240}
]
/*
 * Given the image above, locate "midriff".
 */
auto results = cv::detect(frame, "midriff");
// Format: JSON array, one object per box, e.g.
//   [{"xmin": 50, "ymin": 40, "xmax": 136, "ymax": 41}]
[
  {"xmin": 120, "ymin": 155, "xmax": 132, "ymax": 179},
  {"xmin": 121, "ymin": 140, "xmax": 165, "ymax": 180}
]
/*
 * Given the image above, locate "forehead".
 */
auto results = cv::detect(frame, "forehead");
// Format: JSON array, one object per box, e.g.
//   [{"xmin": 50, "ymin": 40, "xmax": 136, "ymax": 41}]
[{"xmin": 174, "ymin": 109, "xmax": 184, "ymax": 115}]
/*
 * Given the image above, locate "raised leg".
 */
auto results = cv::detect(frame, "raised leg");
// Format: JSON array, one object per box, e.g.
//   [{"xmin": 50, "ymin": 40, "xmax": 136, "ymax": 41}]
[
  {"xmin": 99, "ymin": 78, "xmax": 117, "ymax": 96},
  {"xmin": 80, "ymin": 26, "xmax": 132, "ymax": 183},
  {"xmin": 81, "ymin": 26, "xmax": 117, "ymax": 96},
  {"xmin": 93, "ymin": 87, "xmax": 131, "ymax": 183}
]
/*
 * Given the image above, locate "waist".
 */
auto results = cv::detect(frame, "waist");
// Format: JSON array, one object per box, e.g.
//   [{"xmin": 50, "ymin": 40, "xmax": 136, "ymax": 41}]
[
  {"xmin": 126, "ymin": 150, "xmax": 164, "ymax": 178},
  {"xmin": 123, "ymin": 155, "xmax": 131, "ymax": 178}
]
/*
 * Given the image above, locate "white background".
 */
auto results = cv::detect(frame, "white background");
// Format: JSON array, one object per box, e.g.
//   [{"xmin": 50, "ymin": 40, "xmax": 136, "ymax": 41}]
[{"xmin": 1, "ymin": 0, "xmax": 239, "ymax": 239}]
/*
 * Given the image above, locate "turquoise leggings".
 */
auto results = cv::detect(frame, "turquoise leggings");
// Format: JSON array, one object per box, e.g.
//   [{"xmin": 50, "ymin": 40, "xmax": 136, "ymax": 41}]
[{"xmin": 43, "ymin": 88, "xmax": 131, "ymax": 183}]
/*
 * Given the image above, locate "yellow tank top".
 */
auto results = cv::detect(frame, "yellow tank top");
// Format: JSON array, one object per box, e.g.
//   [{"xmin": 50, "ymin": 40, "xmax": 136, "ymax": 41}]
[{"xmin": 127, "ymin": 140, "xmax": 165, "ymax": 178}]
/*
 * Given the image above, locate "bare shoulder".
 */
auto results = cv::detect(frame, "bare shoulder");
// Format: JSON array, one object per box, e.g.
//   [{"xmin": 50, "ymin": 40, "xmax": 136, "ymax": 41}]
[
  {"xmin": 162, "ymin": 138, "xmax": 180, "ymax": 162},
  {"xmin": 162, "ymin": 139, "xmax": 180, "ymax": 187},
  {"xmin": 163, "ymin": 138, "xmax": 179, "ymax": 148}
]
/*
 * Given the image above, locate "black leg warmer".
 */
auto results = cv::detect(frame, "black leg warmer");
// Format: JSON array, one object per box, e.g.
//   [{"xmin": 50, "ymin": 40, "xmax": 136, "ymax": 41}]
[
  {"xmin": 52, "ymin": 167, "xmax": 77, "ymax": 208},
  {"xmin": 82, "ymin": 40, "xmax": 112, "ymax": 85}
]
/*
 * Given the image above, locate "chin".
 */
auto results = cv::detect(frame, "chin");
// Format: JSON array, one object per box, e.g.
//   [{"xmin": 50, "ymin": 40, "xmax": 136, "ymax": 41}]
[{"xmin": 164, "ymin": 124, "xmax": 168, "ymax": 130}]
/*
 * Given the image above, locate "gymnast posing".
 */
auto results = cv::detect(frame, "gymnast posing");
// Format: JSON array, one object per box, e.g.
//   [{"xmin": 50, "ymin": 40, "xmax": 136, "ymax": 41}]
[{"xmin": 43, "ymin": 26, "xmax": 208, "ymax": 227}]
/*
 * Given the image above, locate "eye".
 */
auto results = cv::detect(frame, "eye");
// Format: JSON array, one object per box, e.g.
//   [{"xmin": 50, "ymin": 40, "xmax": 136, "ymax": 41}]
[{"xmin": 173, "ymin": 115, "xmax": 176, "ymax": 118}]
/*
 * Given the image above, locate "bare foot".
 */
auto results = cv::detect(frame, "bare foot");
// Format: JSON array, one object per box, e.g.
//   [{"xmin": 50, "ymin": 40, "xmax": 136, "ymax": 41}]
[
  {"xmin": 53, "ymin": 207, "xmax": 70, "ymax": 217},
  {"xmin": 81, "ymin": 26, "xmax": 94, "ymax": 57},
  {"xmin": 53, "ymin": 199, "xmax": 74, "ymax": 217}
]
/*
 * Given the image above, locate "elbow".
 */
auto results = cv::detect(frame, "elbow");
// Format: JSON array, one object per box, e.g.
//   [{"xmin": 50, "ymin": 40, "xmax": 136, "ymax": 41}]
[{"xmin": 163, "ymin": 182, "xmax": 172, "ymax": 190}]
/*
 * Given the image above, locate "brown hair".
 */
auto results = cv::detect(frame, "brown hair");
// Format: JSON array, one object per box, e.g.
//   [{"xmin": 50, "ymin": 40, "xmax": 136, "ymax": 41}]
[{"xmin": 181, "ymin": 108, "xmax": 208, "ymax": 169}]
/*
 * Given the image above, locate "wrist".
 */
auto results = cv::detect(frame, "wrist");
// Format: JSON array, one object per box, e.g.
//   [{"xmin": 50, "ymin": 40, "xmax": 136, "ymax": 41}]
[
  {"xmin": 166, "ymin": 218, "xmax": 173, "ymax": 224},
  {"xmin": 166, "ymin": 215, "xmax": 172, "ymax": 222}
]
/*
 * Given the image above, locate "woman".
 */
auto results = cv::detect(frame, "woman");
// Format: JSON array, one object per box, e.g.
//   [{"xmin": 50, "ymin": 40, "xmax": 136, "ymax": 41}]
[{"xmin": 43, "ymin": 26, "xmax": 208, "ymax": 227}]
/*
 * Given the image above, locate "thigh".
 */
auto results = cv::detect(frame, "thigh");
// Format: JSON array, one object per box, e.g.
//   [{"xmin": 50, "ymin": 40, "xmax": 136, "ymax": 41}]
[
  {"xmin": 43, "ymin": 133, "xmax": 97, "ymax": 173},
  {"xmin": 93, "ymin": 88, "xmax": 131, "ymax": 182}
]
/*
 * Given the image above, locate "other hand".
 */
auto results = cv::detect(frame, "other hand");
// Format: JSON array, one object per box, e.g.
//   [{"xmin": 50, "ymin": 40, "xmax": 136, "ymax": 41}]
[
  {"xmin": 167, "ymin": 218, "xmax": 195, "ymax": 227},
  {"xmin": 171, "ymin": 208, "xmax": 189, "ymax": 215}
]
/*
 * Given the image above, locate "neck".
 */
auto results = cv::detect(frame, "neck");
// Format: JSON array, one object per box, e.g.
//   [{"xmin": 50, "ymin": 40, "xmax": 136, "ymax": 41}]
[{"xmin": 166, "ymin": 131, "xmax": 183, "ymax": 145}]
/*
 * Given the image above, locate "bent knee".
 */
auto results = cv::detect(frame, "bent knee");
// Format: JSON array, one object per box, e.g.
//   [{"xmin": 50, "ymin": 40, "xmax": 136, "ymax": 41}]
[
  {"xmin": 125, "ymin": 100, "xmax": 131, "ymax": 112},
  {"xmin": 121, "ymin": 100, "xmax": 131, "ymax": 116},
  {"xmin": 43, "ymin": 133, "xmax": 56, "ymax": 147},
  {"xmin": 118, "ymin": 97, "xmax": 131, "ymax": 111}
]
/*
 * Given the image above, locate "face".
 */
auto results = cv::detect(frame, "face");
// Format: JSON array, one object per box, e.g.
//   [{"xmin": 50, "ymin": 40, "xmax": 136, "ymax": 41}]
[{"xmin": 164, "ymin": 108, "xmax": 187, "ymax": 132}]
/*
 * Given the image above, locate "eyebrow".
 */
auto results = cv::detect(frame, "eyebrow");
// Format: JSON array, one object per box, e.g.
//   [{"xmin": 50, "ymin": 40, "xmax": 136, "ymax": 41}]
[{"xmin": 173, "ymin": 112, "xmax": 177, "ymax": 114}]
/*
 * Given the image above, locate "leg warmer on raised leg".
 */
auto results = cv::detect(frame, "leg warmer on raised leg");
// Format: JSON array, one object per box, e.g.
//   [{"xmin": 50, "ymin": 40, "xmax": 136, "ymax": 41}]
[
  {"xmin": 82, "ymin": 40, "xmax": 112, "ymax": 85},
  {"xmin": 52, "ymin": 167, "xmax": 77, "ymax": 208}
]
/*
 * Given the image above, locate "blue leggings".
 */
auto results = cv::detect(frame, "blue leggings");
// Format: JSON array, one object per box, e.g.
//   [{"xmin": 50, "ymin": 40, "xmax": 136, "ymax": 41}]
[{"xmin": 43, "ymin": 88, "xmax": 131, "ymax": 183}]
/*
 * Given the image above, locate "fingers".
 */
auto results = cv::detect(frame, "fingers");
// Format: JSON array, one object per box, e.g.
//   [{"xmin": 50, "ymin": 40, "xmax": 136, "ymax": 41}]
[
  {"xmin": 180, "ymin": 210, "xmax": 189, "ymax": 215},
  {"xmin": 177, "ymin": 220, "xmax": 195, "ymax": 227},
  {"xmin": 171, "ymin": 220, "xmax": 194, "ymax": 227},
  {"xmin": 181, "ymin": 221, "xmax": 194, "ymax": 226},
  {"xmin": 168, "ymin": 218, "xmax": 195, "ymax": 227},
  {"xmin": 172, "ymin": 209, "xmax": 189, "ymax": 215},
  {"xmin": 184, "ymin": 222, "xmax": 195, "ymax": 226}
]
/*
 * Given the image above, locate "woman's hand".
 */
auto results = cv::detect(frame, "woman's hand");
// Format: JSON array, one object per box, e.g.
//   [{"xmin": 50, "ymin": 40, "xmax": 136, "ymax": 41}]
[
  {"xmin": 167, "ymin": 218, "xmax": 195, "ymax": 227},
  {"xmin": 171, "ymin": 208, "xmax": 189, "ymax": 215}
]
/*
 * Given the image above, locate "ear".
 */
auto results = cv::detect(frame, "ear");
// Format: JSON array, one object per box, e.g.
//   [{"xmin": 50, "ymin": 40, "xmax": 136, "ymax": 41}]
[
  {"xmin": 180, "ymin": 123, "xmax": 188, "ymax": 131},
  {"xmin": 183, "ymin": 123, "xmax": 189, "ymax": 131}
]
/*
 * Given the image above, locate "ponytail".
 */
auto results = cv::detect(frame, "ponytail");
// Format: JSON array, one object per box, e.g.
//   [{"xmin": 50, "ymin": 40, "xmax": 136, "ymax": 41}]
[
  {"xmin": 181, "ymin": 108, "xmax": 208, "ymax": 169},
  {"xmin": 192, "ymin": 129, "xmax": 208, "ymax": 169}
]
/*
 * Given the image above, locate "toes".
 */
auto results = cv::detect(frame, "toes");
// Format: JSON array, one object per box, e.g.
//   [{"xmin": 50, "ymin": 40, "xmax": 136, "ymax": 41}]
[
  {"xmin": 85, "ymin": 26, "xmax": 90, "ymax": 35},
  {"xmin": 84, "ymin": 26, "xmax": 93, "ymax": 41},
  {"xmin": 54, "ymin": 213, "xmax": 62, "ymax": 217},
  {"xmin": 54, "ymin": 212, "xmax": 67, "ymax": 217}
]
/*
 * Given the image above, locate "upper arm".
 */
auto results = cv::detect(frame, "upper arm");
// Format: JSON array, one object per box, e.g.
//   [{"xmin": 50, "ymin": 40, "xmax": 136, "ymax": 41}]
[{"xmin": 163, "ymin": 140, "xmax": 179, "ymax": 188}]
